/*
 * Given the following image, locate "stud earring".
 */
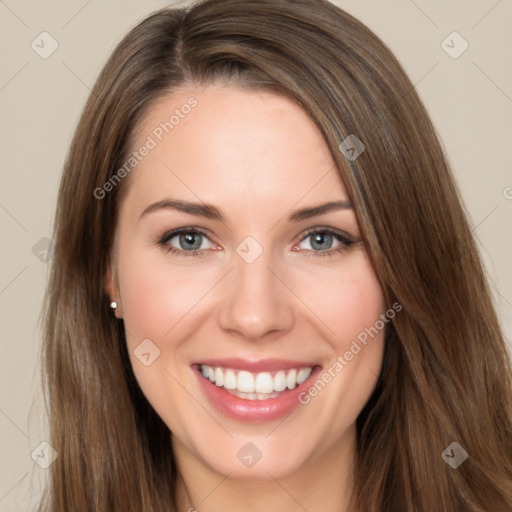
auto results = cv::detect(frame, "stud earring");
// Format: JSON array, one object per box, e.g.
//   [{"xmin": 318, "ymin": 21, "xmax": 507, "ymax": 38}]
[{"xmin": 110, "ymin": 301, "xmax": 118, "ymax": 309}]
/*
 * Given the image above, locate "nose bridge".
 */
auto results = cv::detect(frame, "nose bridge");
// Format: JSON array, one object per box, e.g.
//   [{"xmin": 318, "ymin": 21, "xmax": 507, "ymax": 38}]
[{"xmin": 217, "ymin": 240, "xmax": 294, "ymax": 341}]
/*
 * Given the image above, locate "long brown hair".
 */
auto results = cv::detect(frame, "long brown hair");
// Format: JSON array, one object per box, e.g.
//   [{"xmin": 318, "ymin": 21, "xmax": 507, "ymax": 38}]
[{"xmin": 39, "ymin": 0, "xmax": 512, "ymax": 510}]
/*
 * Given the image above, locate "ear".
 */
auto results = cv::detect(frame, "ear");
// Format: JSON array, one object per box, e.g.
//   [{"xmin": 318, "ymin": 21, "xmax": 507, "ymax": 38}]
[{"xmin": 105, "ymin": 261, "xmax": 123, "ymax": 319}]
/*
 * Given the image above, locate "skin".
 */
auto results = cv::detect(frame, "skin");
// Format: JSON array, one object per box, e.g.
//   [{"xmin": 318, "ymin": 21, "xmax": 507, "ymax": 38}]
[{"xmin": 106, "ymin": 84, "xmax": 386, "ymax": 512}]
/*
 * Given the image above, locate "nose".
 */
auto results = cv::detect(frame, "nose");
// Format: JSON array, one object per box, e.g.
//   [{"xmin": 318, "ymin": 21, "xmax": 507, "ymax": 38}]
[{"xmin": 216, "ymin": 249, "xmax": 295, "ymax": 343}]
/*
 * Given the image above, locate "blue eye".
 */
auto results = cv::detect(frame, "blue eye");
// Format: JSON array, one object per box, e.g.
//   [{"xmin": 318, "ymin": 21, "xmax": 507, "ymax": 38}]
[
  {"xmin": 158, "ymin": 228, "xmax": 213, "ymax": 257},
  {"xmin": 299, "ymin": 231, "xmax": 339, "ymax": 252},
  {"xmin": 294, "ymin": 228, "xmax": 355, "ymax": 258},
  {"xmin": 157, "ymin": 227, "xmax": 356, "ymax": 258}
]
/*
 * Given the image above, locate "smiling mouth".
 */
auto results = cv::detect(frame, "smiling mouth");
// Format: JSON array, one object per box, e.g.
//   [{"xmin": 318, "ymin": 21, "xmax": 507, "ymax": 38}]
[{"xmin": 198, "ymin": 364, "xmax": 315, "ymax": 400}]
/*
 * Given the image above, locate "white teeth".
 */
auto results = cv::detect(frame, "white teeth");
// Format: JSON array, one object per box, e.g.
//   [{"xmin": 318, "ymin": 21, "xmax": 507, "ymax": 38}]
[
  {"xmin": 255, "ymin": 372, "xmax": 274, "ymax": 394},
  {"xmin": 226, "ymin": 389, "xmax": 282, "ymax": 400},
  {"xmin": 224, "ymin": 369, "xmax": 237, "ymax": 390},
  {"xmin": 274, "ymin": 370, "xmax": 287, "ymax": 392},
  {"xmin": 297, "ymin": 367, "xmax": 312, "ymax": 385},
  {"xmin": 199, "ymin": 364, "xmax": 314, "ymax": 399},
  {"xmin": 286, "ymin": 369, "xmax": 297, "ymax": 390},
  {"xmin": 214, "ymin": 367, "xmax": 224, "ymax": 387},
  {"xmin": 237, "ymin": 371, "xmax": 255, "ymax": 393}
]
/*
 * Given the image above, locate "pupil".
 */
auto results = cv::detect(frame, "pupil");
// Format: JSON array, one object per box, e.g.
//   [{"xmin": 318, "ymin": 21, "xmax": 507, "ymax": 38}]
[
  {"xmin": 312, "ymin": 233, "xmax": 332, "ymax": 250},
  {"xmin": 181, "ymin": 232, "xmax": 201, "ymax": 250}
]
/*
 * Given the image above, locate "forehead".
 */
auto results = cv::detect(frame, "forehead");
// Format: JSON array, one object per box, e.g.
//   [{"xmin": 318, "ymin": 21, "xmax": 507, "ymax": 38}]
[{"xmin": 121, "ymin": 84, "xmax": 348, "ymax": 218}]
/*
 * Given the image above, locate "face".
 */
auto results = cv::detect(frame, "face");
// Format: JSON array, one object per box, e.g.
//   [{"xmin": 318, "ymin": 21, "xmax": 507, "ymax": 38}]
[{"xmin": 107, "ymin": 84, "xmax": 386, "ymax": 480}]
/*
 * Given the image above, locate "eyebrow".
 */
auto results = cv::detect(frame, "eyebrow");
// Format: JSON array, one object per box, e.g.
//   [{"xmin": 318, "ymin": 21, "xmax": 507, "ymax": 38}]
[{"xmin": 139, "ymin": 198, "xmax": 352, "ymax": 223}]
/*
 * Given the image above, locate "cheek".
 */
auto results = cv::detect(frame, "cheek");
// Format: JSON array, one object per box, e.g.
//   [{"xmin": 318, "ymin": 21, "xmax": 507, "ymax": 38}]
[
  {"xmin": 293, "ymin": 263, "xmax": 386, "ymax": 440},
  {"xmin": 331, "ymin": 264, "xmax": 386, "ymax": 383},
  {"xmin": 293, "ymin": 253, "xmax": 386, "ymax": 350},
  {"xmin": 332, "ymin": 273, "xmax": 385, "ymax": 347},
  {"xmin": 115, "ymin": 245, "xmax": 204, "ymax": 421},
  {"xmin": 117, "ymin": 244, "xmax": 214, "ymax": 343}
]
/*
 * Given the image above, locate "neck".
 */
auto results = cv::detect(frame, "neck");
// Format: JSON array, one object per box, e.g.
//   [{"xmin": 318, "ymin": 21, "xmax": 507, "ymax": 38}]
[{"xmin": 173, "ymin": 427, "xmax": 358, "ymax": 512}]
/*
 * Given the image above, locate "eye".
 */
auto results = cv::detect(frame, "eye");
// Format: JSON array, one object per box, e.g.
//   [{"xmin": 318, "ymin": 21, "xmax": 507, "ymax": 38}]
[
  {"xmin": 158, "ymin": 228, "xmax": 216, "ymax": 257},
  {"xmin": 294, "ymin": 227, "xmax": 355, "ymax": 258},
  {"xmin": 157, "ymin": 226, "xmax": 357, "ymax": 258}
]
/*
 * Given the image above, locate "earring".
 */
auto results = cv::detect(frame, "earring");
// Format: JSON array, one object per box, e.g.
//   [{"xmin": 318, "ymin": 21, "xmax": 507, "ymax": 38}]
[{"xmin": 110, "ymin": 301, "xmax": 118, "ymax": 309}]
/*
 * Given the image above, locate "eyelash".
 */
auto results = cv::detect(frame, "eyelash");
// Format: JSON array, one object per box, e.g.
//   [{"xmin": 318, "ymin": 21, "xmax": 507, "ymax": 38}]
[{"xmin": 157, "ymin": 226, "xmax": 356, "ymax": 259}]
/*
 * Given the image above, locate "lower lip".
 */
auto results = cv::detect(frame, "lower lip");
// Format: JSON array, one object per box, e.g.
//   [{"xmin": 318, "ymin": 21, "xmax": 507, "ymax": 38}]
[{"xmin": 194, "ymin": 366, "xmax": 321, "ymax": 423}]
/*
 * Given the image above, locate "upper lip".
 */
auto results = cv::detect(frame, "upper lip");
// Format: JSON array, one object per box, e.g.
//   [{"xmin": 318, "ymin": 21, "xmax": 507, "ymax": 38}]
[{"xmin": 193, "ymin": 358, "xmax": 319, "ymax": 373}]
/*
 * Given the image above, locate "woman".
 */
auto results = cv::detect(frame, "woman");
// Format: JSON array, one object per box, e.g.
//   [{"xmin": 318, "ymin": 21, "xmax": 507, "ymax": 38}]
[{"xmin": 39, "ymin": 0, "xmax": 512, "ymax": 510}]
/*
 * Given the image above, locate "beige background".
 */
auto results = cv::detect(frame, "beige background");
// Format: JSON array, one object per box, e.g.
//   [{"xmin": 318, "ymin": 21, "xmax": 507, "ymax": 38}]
[{"xmin": 1, "ymin": 1, "xmax": 511, "ymax": 509}]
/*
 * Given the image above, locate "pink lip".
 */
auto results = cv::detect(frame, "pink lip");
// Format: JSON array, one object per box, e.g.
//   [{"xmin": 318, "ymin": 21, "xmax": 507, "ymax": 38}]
[{"xmin": 192, "ymin": 361, "xmax": 322, "ymax": 423}]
